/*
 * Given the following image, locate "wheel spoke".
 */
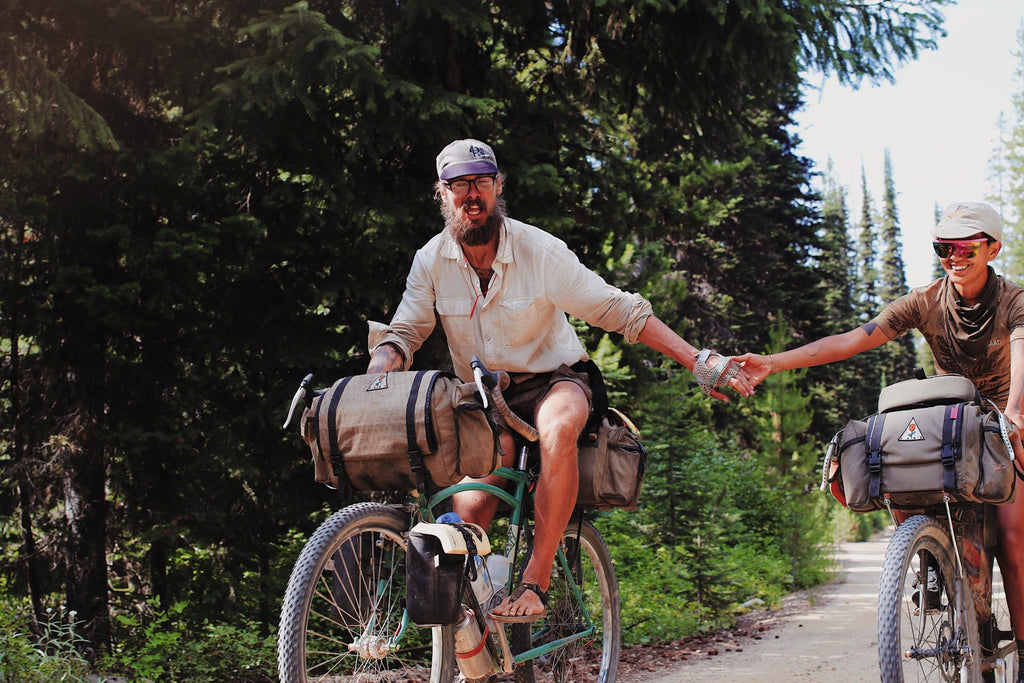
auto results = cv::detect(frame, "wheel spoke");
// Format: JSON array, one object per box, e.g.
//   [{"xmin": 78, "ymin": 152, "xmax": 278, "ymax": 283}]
[{"xmin": 278, "ymin": 503, "xmax": 451, "ymax": 683}]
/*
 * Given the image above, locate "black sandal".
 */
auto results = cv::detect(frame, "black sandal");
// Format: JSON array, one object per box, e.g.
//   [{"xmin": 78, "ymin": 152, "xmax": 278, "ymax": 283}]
[{"xmin": 489, "ymin": 582, "xmax": 549, "ymax": 623}]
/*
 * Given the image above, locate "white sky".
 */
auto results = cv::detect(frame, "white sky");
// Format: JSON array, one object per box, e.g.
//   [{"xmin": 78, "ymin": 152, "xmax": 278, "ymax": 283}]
[{"xmin": 794, "ymin": 0, "xmax": 1023, "ymax": 288}]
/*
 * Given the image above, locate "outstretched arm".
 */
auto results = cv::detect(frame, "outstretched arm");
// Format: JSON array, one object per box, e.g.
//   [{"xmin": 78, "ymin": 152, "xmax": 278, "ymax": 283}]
[
  {"xmin": 735, "ymin": 322, "xmax": 892, "ymax": 387},
  {"xmin": 636, "ymin": 315, "xmax": 755, "ymax": 401}
]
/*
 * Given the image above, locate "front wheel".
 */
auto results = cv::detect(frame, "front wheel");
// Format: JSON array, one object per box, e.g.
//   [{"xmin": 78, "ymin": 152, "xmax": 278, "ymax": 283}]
[
  {"xmin": 277, "ymin": 502, "xmax": 455, "ymax": 682},
  {"xmin": 878, "ymin": 515, "xmax": 981, "ymax": 683}
]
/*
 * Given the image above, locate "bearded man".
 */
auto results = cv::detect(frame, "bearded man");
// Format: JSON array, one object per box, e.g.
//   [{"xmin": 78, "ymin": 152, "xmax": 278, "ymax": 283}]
[{"xmin": 367, "ymin": 138, "xmax": 752, "ymax": 620}]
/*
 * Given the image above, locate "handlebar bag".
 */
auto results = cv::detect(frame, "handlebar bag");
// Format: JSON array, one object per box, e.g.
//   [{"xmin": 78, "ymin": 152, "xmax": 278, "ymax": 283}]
[
  {"xmin": 575, "ymin": 408, "xmax": 648, "ymax": 510},
  {"xmin": 300, "ymin": 370, "xmax": 499, "ymax": 492},
  {"xmin": 832, "ymin": 374, "xmax": 1015, "ymax": 512}
]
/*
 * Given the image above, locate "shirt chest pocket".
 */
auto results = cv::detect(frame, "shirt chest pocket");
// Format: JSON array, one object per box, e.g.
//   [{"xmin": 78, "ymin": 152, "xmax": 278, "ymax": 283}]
[
  {"xmin": 499, "ymin": 297, "xmax": 538, "ymax": 349},
  {"xmin": 436, "ymin": 297, "xmax": 475, "ymax": 338}
]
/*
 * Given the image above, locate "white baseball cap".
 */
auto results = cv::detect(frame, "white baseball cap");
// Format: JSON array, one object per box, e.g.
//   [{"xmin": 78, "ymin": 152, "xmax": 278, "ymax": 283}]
[
  {"xmin": 435, "ymin": 139, "xmax": 499, "ymax": 180},
  {"xmin": 930, "ymin": 202, "xmax": 1003, "ymax": 242}
]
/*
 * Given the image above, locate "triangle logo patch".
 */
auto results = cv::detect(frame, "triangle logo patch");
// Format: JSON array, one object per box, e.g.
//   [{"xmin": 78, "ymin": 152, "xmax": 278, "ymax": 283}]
[{"xmin": 898, "ymin": 418, "xmax": 925, "ymax": 442}]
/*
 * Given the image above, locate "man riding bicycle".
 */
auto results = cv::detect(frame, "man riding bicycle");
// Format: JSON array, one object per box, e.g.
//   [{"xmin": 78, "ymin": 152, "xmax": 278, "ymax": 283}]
[{"xmin": 366, "ymin": 138, "xmax": 753, "ymax": 621}]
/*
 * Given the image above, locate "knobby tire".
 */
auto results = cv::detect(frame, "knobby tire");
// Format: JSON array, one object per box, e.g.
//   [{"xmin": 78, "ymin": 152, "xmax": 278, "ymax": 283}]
[
  {"xmin": 878, "ymin": 515, "xmax": 981, "ymax": 683},
  {"xmin": 277, "ymin": 502, "xmax": 456, "ymax": 683}
]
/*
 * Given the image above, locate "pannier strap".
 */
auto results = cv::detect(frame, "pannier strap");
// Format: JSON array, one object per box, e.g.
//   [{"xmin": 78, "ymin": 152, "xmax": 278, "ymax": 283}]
[
  {"xmin": 406, "ymin": 370, "xmax": 431, "ymax": 494},
  {"xmin": 866, "ymin": 414, "xmax": 885, "ymax": 499},
  {"xmin": 326, "ymin": 376, "xmax": 355, "ymax": 492},
  {"xmin": 940, "ymin": 403, "xmax": 963, "ymax": 493}
]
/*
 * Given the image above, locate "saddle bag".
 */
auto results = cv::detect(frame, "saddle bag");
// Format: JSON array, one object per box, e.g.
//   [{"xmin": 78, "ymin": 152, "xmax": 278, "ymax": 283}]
[
  {"xmin": 575, "ymin": 408, "xmax": 648, "ymax": 510},
  {"xmin": 300, "ymin": 370, "xmax": 499, "ymax": 492},
  {"xmin": 823, "ymin": 374, "xmax": 1016, "ymax": 512},
  {"xmin": 405, "ymin": 521, "xmax": 489, "ymax": 627}
]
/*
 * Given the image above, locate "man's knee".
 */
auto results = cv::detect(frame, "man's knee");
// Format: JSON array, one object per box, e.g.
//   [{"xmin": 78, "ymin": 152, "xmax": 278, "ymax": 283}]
[{"xmin": 536, "ymin": 383, "xmax": 589, "ymax": 441}]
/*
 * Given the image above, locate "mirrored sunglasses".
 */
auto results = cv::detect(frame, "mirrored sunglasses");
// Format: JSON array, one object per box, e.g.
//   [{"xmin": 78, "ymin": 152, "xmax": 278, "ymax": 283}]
[{"xmin": 932, "ymin": 239, "xmax": 987, "ymax": 260}]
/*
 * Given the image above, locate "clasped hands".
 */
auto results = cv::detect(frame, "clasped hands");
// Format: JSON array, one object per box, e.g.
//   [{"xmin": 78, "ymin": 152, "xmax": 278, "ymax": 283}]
[{"xmin": 694, "ymin": 350, "xmax": 775, "ymax": 402}]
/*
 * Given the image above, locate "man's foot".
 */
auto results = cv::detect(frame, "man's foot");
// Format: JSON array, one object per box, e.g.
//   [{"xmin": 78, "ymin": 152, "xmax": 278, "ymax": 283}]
[{"xmin": 489, "ymin": 582, "xmax": 548, "ymax": 623}]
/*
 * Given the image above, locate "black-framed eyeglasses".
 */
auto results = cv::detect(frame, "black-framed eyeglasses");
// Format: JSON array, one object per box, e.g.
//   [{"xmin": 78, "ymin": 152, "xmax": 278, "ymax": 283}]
[{"xmin": 443, "ymin": 175, "xmax": 497, "ymax": 196}]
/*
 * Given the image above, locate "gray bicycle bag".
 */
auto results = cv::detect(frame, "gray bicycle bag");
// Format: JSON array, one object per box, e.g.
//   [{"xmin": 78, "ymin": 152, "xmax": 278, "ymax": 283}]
[{"xmin": 834, "ymin": 374, "xmax": 1015, "ymax": 512}]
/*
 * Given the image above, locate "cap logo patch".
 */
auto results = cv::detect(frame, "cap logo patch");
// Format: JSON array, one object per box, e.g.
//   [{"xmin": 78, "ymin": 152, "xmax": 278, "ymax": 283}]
[{"xmin": 469, "ymin": 145, "xmax": 490, "ymax": 158}]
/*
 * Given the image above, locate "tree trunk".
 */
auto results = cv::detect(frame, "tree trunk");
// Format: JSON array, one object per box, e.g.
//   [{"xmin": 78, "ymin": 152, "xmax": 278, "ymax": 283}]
[{"xmin": 62, "ymin": 434, "xmax": 110, "ymax": 654}]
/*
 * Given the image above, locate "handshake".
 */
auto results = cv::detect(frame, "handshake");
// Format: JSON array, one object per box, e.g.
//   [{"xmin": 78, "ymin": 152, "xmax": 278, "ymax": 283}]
[{"xmin": 691, "ymin": 349, "xmax": 775, "ymax": 402}]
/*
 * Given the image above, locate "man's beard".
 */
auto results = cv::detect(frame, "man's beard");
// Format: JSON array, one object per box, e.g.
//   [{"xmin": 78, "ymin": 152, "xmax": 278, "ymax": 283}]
[{"xmin": 442, "ymin": 196, "xmax": 506, "ymax": 246}]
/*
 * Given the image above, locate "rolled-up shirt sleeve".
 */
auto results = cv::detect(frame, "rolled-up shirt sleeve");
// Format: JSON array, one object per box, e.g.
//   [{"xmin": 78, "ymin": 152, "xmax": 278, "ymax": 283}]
[
  {"xmin": 367, "ymin": 250, "xmax": 438, "ymax": 367},
  {"xmin": 546, "ymin": 242, "xmax": 653, "ymax": 343}
]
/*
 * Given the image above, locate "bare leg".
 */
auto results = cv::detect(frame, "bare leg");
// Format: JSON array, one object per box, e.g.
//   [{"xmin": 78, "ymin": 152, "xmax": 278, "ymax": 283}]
[
  {"xmin": 996, "ymin": 494, "xmax": 1024, "ymax": 638},
  {"xmin": 492, "ymin": 381, "xmax": 589, "ymax": 618},
  {"xmin": 453, "ymin": 430, "xmax": 515, "ymax": 529}
]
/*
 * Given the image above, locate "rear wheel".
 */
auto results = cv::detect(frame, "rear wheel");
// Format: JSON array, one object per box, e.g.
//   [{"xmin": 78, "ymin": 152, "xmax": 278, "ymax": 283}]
[
  {"xmin": 509, "ymin": 518, "xmax": 621, "ymax": 683},
  {"xmin": 878, "ymin": 515, "xmax": 981, "ymax": 682},
  {"xmin": 277, "ymin": 502, "xmax": 455, "ymax": 682}
]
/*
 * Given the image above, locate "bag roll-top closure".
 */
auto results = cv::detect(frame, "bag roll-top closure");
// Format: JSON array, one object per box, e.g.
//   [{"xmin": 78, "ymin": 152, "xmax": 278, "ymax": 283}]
[{"xmin": 877, "ymin": 373, "xmax": 979, "ymax": 413}]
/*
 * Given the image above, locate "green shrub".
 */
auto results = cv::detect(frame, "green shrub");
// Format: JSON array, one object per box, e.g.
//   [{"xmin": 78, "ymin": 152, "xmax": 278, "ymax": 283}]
[
  {"xmin": 0, "ymin": 604, "xmax": 91, "ymax": 683},
  {"xmin": 99, "ymin": 602, "xmax": 275, "ymax": 682}
]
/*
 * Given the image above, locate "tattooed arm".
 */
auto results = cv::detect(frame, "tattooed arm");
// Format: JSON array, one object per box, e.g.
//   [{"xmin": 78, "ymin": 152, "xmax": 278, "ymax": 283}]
[
  {"xmin": 734, "ymin": 323, "xmax": 892, "ymax": 387},
  {"xmin": 366, "ymin": 342, "xmax": 407, "ymax": 374}
]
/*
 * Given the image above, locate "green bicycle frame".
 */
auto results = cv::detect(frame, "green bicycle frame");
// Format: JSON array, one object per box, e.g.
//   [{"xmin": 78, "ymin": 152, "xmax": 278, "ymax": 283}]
[{"xmin": 416, "ymin": 463, "xmax": 598, "ymax": 666}]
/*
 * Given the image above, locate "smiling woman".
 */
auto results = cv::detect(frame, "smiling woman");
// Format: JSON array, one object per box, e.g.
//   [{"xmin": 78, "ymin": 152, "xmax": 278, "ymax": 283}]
[
  {"xmin": 930, "ymin": 202, "xmax": 1004, "ymax": 304},
  {"xmin": 735, "ymin": 200, "xmax": 1024, "ymax": 683}
]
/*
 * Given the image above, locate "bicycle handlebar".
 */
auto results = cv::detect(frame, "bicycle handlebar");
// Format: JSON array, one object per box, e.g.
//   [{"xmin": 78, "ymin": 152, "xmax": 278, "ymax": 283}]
[
  {"xmin": 282, "ymin": 373, "xmax": 315, "ymax": 429},
  {"xmin": 471, "ymin": 355, "xmax": 539, "ymax": 443}
]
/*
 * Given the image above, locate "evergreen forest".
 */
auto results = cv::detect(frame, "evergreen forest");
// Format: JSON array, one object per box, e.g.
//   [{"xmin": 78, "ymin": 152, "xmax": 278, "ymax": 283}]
[{"xmin": 7, "ymin": 0, "xmax": 1024, "ymax": 680}]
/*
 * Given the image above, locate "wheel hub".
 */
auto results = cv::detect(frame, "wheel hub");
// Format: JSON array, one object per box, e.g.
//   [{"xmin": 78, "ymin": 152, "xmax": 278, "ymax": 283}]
[{"xmin": 349, "ymin": 635, "xmax": 391, "ymax": 659}]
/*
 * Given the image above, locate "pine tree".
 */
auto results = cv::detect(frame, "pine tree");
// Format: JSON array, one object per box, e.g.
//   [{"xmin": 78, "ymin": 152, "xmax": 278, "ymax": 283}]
[
  {"xmin": 878, "ymin": 151, "xmax": 917, "ymax": 382},
  {"xmin": 855, "ymin": 168, "xmax": 880, "ymax": 320},
  {"xmin": 816, "ymin": 159, "xmax": 857, "ymax": 334},
  {"xmin": 997, "ymin": 25, "xmax": 1024, "ymax": 278}
]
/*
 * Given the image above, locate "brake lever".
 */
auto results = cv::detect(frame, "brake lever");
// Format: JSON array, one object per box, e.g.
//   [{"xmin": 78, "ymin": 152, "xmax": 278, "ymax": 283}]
[
  {"xmin": 473, "ymin": 365, "xmax": 489, "ymax": 410},
  {"xmin": 282, "ymin": 373, "xmax": 315, "ymax": 429}
]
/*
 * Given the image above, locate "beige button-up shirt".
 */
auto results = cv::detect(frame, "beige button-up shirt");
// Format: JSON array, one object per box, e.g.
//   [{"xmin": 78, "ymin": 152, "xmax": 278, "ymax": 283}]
[{"xmin": 369, "ymin": 218, "xmax": 653, "ymax": 381}]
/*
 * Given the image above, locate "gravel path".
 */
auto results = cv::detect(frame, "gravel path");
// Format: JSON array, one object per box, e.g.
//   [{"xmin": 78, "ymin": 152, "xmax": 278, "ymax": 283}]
[{"xmin": 625, "ymin": 531, "xmax": 891, "ymax": 682}]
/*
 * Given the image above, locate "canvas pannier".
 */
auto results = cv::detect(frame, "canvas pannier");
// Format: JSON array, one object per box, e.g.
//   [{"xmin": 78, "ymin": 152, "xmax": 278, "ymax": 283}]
[
  {"xmin": 824, "ymin": 374, "xmax": 1016, "ymax": 512},
  {"xmin": 575, "ymin": 408, "xmax": 648, "ymax": 510},
  {"xmin": 300, "ymin": 370, "xmax": 499, "ymax": 492},
  {"xmin": 405, "ymin": 521, "xmax": 489, "ymax": 627}
]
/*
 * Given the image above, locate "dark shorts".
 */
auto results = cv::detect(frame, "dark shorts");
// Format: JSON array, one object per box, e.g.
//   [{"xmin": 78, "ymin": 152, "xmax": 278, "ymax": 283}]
[{"xmin": 499, "ymin": 360, "xmax": 607, "ymax": 430}]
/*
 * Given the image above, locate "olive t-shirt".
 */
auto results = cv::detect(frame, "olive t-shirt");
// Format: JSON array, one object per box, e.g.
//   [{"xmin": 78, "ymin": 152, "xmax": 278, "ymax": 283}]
[{"xmin": 872, "ymin": 274, "xmax": 1024, "ymax": 408}]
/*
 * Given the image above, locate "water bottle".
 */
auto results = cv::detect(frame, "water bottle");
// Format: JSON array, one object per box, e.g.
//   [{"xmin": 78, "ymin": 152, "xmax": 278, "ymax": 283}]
[
  {"xmin": 469, "ymin": 555, "xmax": 494, "ymax": 609},
  {"xmin": 486, "ymin": 553, "xmax": 510, "ymax": 592},
  {"xmin": 453, "ymin": 607, "xmax": 494, "ymax": 679}
]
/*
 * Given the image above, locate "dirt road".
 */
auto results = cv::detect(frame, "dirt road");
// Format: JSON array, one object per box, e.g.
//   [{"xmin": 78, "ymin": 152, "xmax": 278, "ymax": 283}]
[{"xmin": 627, "ymin": 532, "xmax": 891, "ymax": 682}]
